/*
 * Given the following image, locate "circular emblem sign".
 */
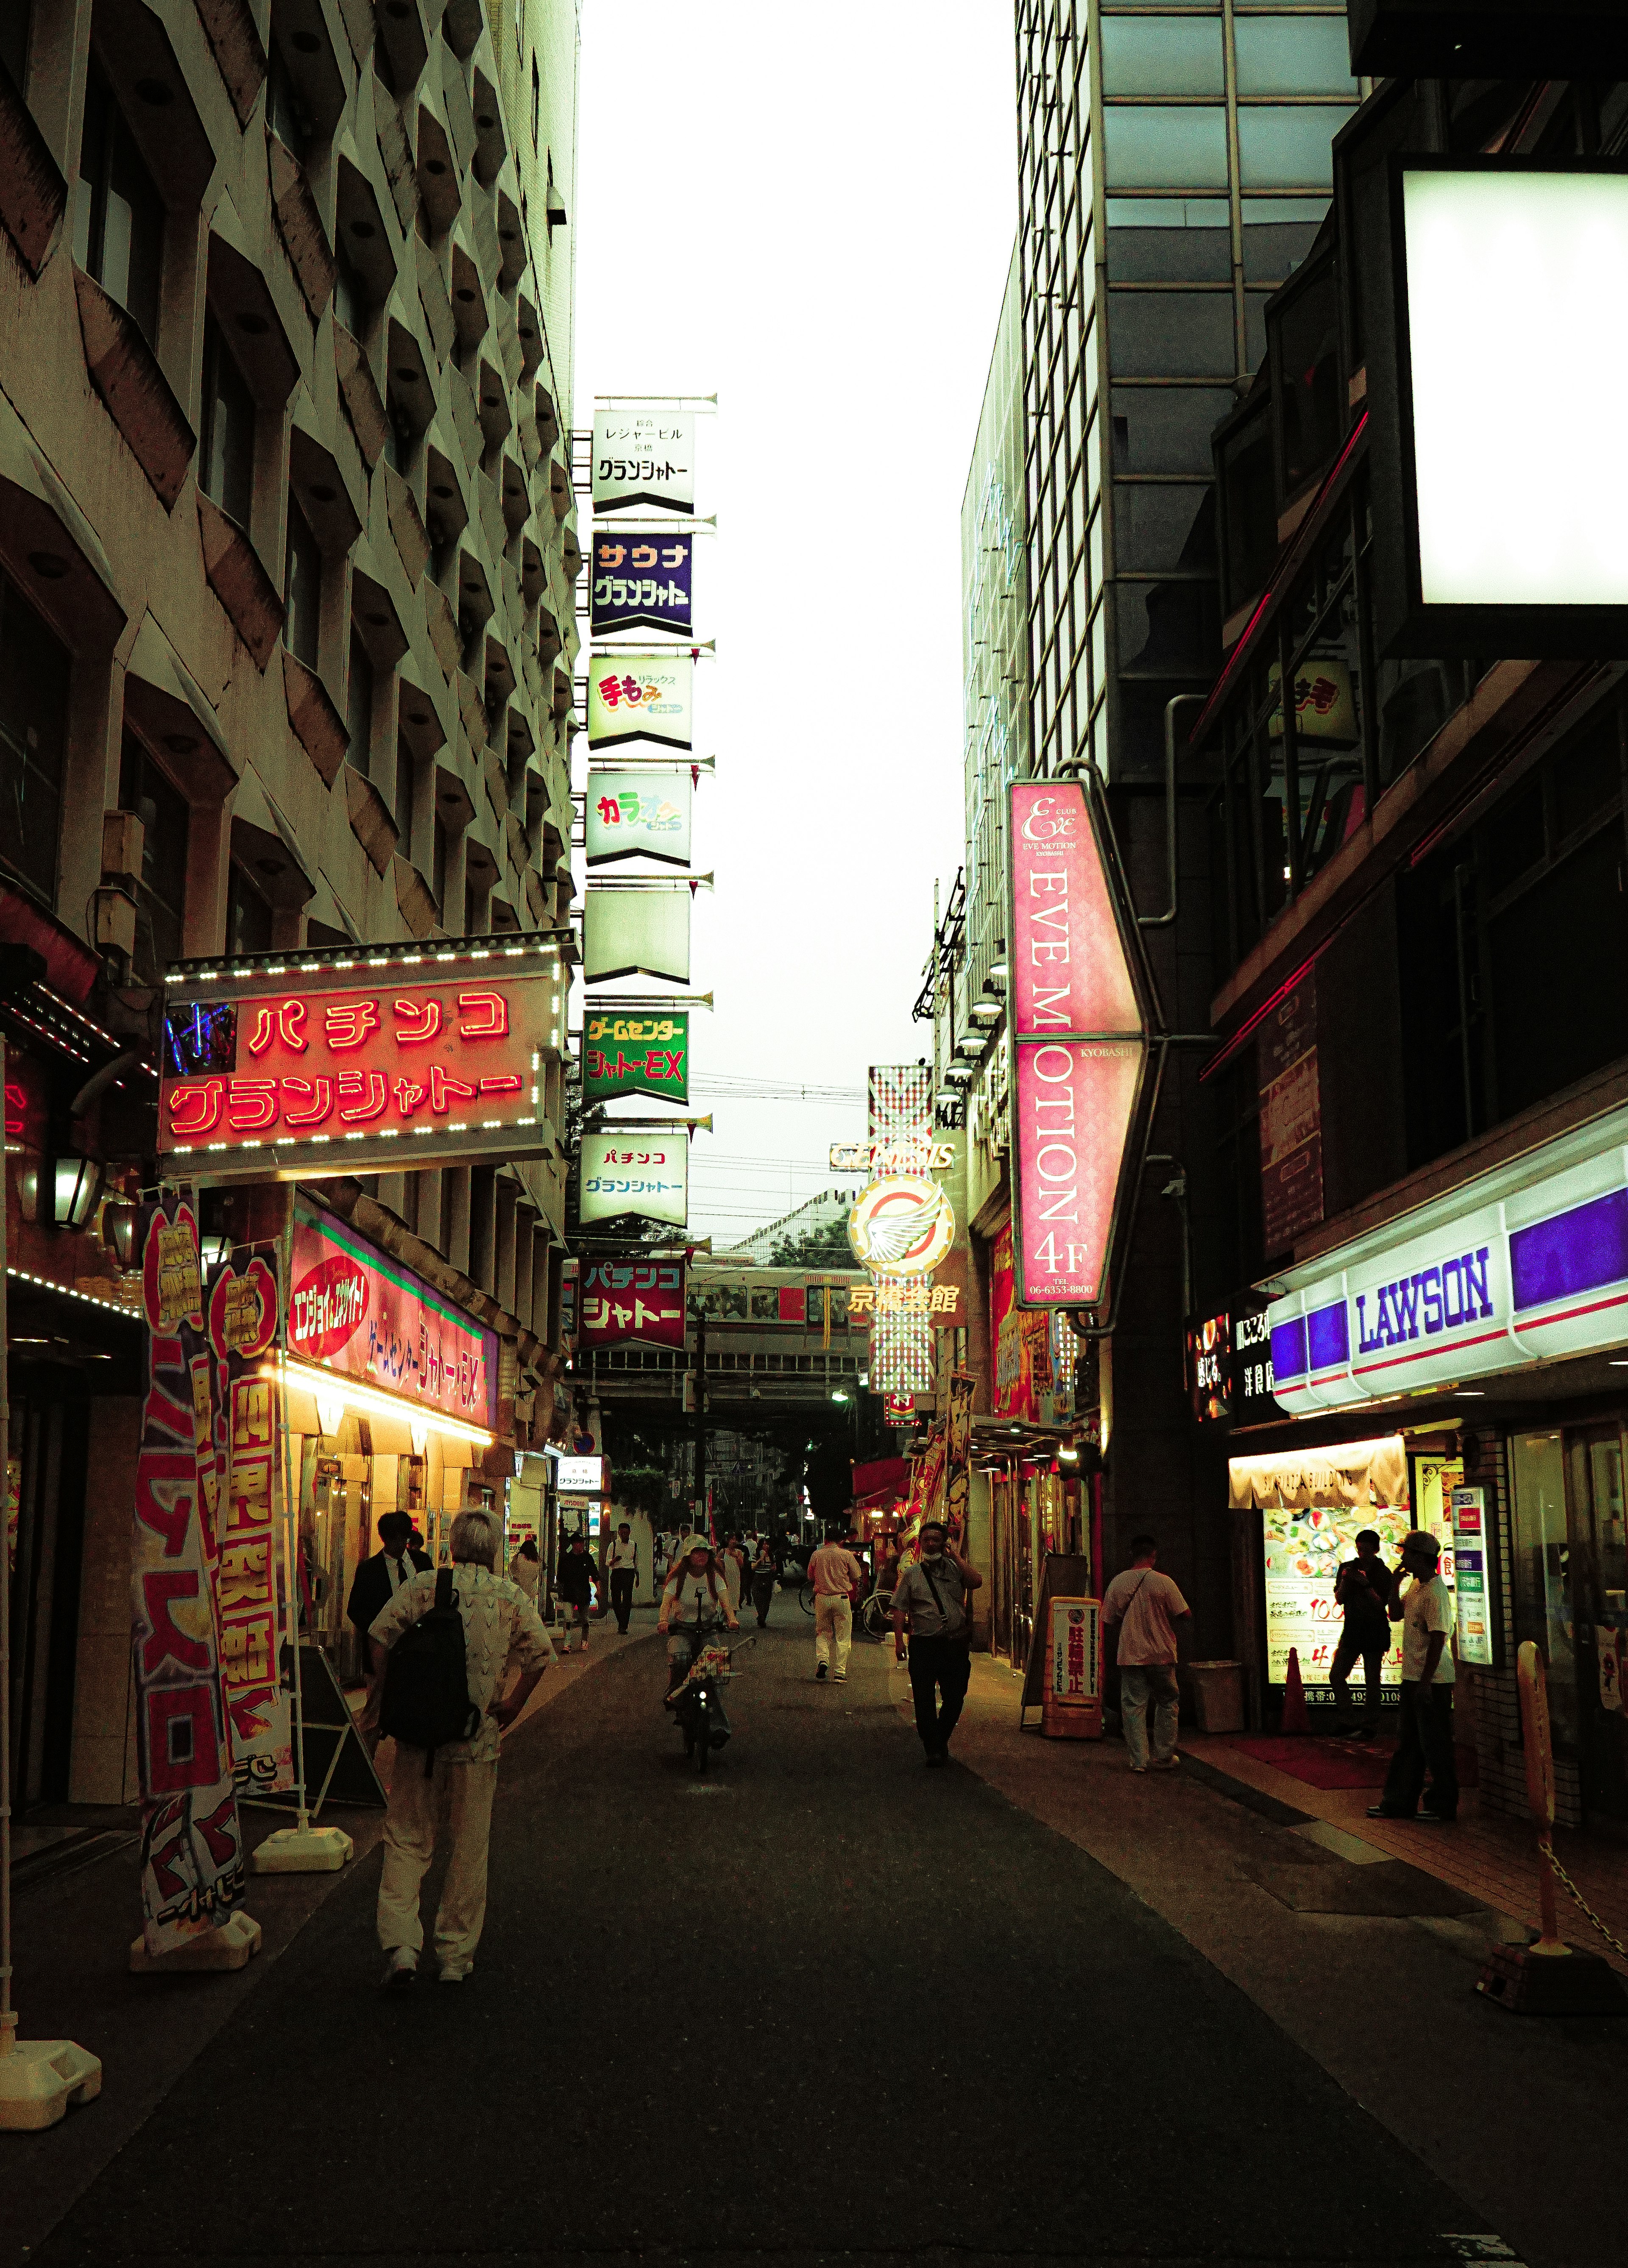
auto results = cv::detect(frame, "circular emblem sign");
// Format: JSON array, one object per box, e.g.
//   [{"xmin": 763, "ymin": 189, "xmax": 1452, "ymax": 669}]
[{"xmin": 847, "ymin": 1176, "xmax": 955, "ymax": 1277}]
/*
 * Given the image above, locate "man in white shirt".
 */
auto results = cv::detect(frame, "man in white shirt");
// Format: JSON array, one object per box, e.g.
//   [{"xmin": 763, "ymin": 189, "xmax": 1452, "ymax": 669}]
[
  {"xmin": 1369, "ymin": 1530, "xmax": 1458, "ymax": 1825},
  {"xmin": 1102, "ymin": 1534, "xmax": 1192, "ymax": 1773},
  {"xmin": 807, "ymin": 1529, "xmax": 863, "ymax": 1683},
  {"xmin": 370, "ymin": 1508, "xmax": 553, "ymax": 1990},
  {"xmin": 606, "ymin": 1520, "xmax": 639, "ymax": 1632}
]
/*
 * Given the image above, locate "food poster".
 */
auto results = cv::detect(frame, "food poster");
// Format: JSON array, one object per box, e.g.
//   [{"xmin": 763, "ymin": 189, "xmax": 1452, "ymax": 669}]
[{"xmin": 1261, "ymin": 1457, "xmax": 1460, "ymax": 1687}]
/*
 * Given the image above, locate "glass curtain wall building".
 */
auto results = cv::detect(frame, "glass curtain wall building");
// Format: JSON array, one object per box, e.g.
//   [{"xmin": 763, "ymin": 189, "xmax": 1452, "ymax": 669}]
[{"xmin": 1016, "ymin": 0, "xmax": 1360, "ymax": 782}]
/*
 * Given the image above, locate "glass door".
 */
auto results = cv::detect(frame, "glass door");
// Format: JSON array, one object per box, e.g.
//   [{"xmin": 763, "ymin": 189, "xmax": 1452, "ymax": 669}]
[{"xmin": 1565, "ymin": 1427, "xmax": 1628, "ymax": 1823}]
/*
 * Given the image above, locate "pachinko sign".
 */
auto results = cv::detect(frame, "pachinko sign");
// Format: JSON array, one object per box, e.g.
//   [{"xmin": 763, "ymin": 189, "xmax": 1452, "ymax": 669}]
[
  {"xmin": 580, "ymin": 1131, "xmax": 689, "ymax": 1228},
  {"xmin": 289, "ymin": 1199, "xmax": 498, "ymax": 1430},
  {"xmin": 1008, "ymin": 781, "xmax": 1149, "ymax": 1309},
  {"xmin": 580, "ymin": 1259, "xmax": 687, "ymax": 1350},
  {"xmin": 133, "ymin": 1193, "xmax": 248, "ymax": 1955},
  {"xmin": 159, "ymin": 938, "xmax": 561, "ymax": 1183}
]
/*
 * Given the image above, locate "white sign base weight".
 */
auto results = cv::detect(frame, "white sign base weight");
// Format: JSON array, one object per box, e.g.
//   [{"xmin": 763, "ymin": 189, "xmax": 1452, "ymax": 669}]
[
  {"xmin": 251, "ymin": 1823, "xmax": 353, "ymax": 1873},
  {"xmin": 129, "ymin": 1909, "xmax": 262, "ymax": 1973},
  {"xmin": 0, "ymin": 2037, "xmax": 103, "ymax": 2131}
]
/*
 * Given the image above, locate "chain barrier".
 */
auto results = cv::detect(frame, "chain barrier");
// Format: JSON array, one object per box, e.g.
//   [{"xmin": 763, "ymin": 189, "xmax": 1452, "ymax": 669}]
[{"xmin": 1537, "ymin": 1835, "xmax": 1628, "ymax": 1962}]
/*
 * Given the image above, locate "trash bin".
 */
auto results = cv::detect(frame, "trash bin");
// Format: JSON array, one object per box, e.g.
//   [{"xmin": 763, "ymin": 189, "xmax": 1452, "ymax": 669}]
[{"xmin": 1185, "ymin": 1660, "xmax": 1245, "ymax": 1734}]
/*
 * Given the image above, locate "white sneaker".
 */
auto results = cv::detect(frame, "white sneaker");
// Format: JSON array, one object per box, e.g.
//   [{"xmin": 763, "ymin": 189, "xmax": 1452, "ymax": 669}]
[
  {"xmin": 438, "ymin": 1959, "xmax": 473, "ymax": 1984},
  {"xmin": 380, "ymin": 1947, "xmax": 417, "ymax": 1992},
  {"xmin": 1150, "ymin": 1754, "xmax": 1181, "ymax": 1772},
  {"xmin": 834, "ymin": 1672, "xmax": 847, "ymax": 1683}
]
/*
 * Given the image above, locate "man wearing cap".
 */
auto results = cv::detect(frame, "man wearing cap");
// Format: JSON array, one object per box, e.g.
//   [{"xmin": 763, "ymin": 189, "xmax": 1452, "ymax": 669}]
[{"xmin": 1369, "ymin": 1530, "xmax": 1458, "ymax": 1825}]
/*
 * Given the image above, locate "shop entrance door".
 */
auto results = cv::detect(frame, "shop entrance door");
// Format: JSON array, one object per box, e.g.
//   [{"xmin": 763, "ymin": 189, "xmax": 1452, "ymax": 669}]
[{"xmin": 1564, "ymin": 1426, "xmax": 1628, "ymax": 1824}]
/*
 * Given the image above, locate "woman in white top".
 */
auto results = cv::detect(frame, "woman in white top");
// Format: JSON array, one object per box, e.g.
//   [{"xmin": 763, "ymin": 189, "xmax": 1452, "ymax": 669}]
[{"xmin": 656, "ymin": 1536, "xmax": 739, "ymax": 1691}]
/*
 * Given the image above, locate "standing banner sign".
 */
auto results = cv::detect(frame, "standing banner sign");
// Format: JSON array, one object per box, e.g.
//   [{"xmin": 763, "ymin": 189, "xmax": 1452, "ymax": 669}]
[
  {"xmin": 1008, "ymin": 781, "xmax": 1150, "ymax": 1310},
  {"xmin": 206, "ymin": 1246, "xmax": 293, "ymax": 1792},
  {"xmin": 942, "ymin": 1370, "xmax": 975, "ymax": 1541},
  {"xmin": 1043, "ymin": 1597, "xmax": 1103, "ymax": 1738},
  {"xmin": 133, "ymin": 1194, "xmax": 248, "ymax": 1955},
  {"xmin": 592, "ymin": 408, "xmax": 695, "ymax": 514},
  {"xmin": 583, "ymin": 1008, "xmax": 688, "ymax": 1105},
  {"xmin": 586, "ymin": 771, "xmax": 692, "ymax": 867},
  {"xmin": 591, "ymin": 532, "xmax": 692, "ymax": 637}
]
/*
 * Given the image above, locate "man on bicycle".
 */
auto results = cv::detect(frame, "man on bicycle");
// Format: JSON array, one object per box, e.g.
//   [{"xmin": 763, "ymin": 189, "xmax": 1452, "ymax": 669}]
[{"xmin": 657, "ymin": 1536, "xmax": 739, "ymax": 1692}]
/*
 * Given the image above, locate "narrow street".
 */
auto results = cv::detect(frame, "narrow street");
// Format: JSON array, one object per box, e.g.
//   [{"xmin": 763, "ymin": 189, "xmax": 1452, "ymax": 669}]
[{"xmin": 10, "ymin": 1619, "xmax": 1623, "ymax": 2268}]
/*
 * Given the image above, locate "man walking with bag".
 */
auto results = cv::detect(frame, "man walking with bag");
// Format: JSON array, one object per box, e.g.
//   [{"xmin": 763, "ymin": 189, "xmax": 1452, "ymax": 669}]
[
  {"xmin": 808, "ymin": 1526, "xmax": 864, "ymax": 1682},
  {"xmin": 1103, "ymin": 1535, "xmax": 1192, "ymax": 1773},
  {"xmin": 892, "ymin": 1520, "xmax": 982, "ymax": 1765},
  {"xmin": 369, "ymin": 1508, "xmax": 552, "ymax": 1990}
]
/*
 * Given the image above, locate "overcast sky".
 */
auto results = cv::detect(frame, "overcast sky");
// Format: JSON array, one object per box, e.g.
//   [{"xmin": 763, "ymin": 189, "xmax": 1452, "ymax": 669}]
[{"xmin": 572, "ymin": 3, "xmax": 1018, "ymax": 1247}]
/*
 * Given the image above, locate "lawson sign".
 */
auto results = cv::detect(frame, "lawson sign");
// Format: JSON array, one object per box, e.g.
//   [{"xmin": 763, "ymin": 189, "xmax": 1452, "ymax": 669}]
[{"xmin": 1268, "ymin": 1103, "xmax": 1628, "ymax": 1412}]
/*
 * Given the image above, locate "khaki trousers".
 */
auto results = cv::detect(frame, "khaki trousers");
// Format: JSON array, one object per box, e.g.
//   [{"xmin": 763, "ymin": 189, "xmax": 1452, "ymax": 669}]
[
  {"xmin": 814, "ymin": 1593, "xmax": 852, "ymax": 1675},
  {"xmin": 376, "ymin": 1747, "xmax": 497, "ymax": 1966}
]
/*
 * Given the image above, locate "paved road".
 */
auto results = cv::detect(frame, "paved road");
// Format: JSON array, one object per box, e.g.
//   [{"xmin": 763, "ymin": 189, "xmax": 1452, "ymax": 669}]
[{"xmin": 32, "ymin": 1622, "xmax": 1494, "ymax": 2268}]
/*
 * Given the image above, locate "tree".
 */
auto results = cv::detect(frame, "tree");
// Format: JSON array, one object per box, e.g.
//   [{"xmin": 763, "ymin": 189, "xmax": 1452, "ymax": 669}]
[{"xmin": 768, "ymin": 1217, "xmax": 854, "ymax": 1270}]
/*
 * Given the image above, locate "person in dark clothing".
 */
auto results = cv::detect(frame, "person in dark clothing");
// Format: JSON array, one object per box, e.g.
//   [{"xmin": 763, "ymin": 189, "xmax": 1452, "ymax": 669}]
[
  {"xmin": 1369, "ymin": 1530, "xmax": 1459, "ymax": 1825},
  {"xmin": 749, "ymin": 1537, "xmax": 777, "ymax": 1628},
  {"xmin": 346, "ymin": 1512, "xmax": 433, "ymax": 1752},
  {"xmin": 556, "ymin": 1532, "xmax": 599, "ymax": 1654},
  {"xmin": 605, "ymin": 1521, "xmax": 639, "ymax": 1632},
  {"xmin": 1330, "ymin": 1528, "xmax": 1394, "ymax": 1739},
  {"xmin": 891, "ymin": 1521, "xmax": 982, "ymax": 1766}
]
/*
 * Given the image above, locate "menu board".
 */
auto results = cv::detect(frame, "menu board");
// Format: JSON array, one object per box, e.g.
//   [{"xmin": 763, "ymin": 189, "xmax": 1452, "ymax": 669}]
[
  {"xmin": 1262, "ymin": 1461, "xmax": 1459, "ymax": 1687},
  {"xmin": 1450, "ymin": 1485, "xmax": 1494, "ymax": 1666}
]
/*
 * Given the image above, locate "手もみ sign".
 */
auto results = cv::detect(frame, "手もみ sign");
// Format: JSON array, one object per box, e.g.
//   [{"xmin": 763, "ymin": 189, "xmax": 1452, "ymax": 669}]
[{"xmin": 587, "ymin": 653, "xmax": 694, "ymax": 749}]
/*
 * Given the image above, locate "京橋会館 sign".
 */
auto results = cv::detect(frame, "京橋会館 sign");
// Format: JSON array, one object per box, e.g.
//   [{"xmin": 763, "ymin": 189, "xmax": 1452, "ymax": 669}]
[{"xmin": 158, "ymin": 937, "xmax": 563, "ymax": 1182}]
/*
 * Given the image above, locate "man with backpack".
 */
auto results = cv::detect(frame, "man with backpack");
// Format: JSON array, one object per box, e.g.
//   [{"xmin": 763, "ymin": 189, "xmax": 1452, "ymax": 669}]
[{"xmin": 369, "ymin": 1507, "xmax": 553, "ymax": 1991}]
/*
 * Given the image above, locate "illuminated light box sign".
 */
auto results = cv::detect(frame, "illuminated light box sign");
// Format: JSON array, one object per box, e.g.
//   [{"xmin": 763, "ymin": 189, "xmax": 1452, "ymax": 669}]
[
  {"xmin": 1007, "ymin": 780, "xmax": 1150, "ymax": 1310},
  {"xmin": 586, "ymin": 771, "xmax": 692, "ymax": 867},
  {"xmin": 289, "ymin": 1199, "xmax": 498, "ymax": 1430},
  {"xmin": 583, "ymin": 1009, "xmax": 688, "ymax": 1105},
  {"xmin": 1267, "ymin": 1098, "xmax": 1628, "ymax": 1412},
  {"xmin": 580, "ymin": 1259, "xmax": 686, "ymax": 1350},
  {"xmin": 1371, "ymin": 160, "xmax": 1628, "ymax": 658},
  {"xmin": 847, "ymin": 1175, "xmax": 955, "ymax": 1277},
  {"xmin": 591, "ymin": 532, "xmax": 692, "ymax": 638},
  {"xmin": 580, "ymin": 1130, "xmax": 689, "ymax": 1227},
  {"xmin": 588, "ymin": 653, "xmax": 693, "ymax": 750},
  {"xmin": 582, "ymin": 888, "xmax": 690, "ymax": 985},
  {"xmin": 591, "ymin": 408, "xmax": 695, "ymax": 516},
  {"xmin": 555, "ymin": 1454, "xmax": 605, "ymax": 1495},
  {"xmin": 159, "ymin": 938, "xmax": 561, "ymax": 1183}
]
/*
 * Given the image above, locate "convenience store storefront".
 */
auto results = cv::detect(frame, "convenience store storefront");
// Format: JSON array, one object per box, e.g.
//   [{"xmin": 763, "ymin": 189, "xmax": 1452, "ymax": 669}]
[{"xmin": 1253, "ymin": 1101, "xmax": 1628, "ymax": 1830}]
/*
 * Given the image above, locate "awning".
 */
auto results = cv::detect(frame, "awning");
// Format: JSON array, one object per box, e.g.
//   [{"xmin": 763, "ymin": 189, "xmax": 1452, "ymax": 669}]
[
  {"xmin": 1227, "ymin": 1435, "xmax": 1409, "ymax": 1513},
  {"xmin": 0, "ymin": 384, "xmax": 125, "ymax": 645},
  {"xmin": 125, "ymin": 612, "xmax": 237, "ymax": 801}
]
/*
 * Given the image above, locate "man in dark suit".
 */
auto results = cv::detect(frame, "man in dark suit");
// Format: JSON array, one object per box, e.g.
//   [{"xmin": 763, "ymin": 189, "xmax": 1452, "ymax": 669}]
[{"xmin": 348, "ymin": 1511, "xmax": 432, "ymax": 1752}]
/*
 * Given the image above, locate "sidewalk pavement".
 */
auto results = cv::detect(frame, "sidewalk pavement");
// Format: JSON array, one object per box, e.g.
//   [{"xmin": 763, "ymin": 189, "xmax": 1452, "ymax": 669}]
[{"xmin": 887, "ymin": 1645, "xmax": 1628, "ymax": 2268}]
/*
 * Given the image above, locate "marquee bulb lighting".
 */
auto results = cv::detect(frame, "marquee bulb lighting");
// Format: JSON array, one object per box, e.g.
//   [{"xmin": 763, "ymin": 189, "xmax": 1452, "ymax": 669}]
[{"xmin": 273, "ymin": 1353, "xmax": 495, "ymax": 1447}]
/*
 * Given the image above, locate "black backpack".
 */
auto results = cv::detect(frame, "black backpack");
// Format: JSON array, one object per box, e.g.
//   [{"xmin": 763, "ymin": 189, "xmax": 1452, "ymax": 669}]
[{"xmin": 379, "ymin": 1570, "xmax": 481, "ymax": 1773}]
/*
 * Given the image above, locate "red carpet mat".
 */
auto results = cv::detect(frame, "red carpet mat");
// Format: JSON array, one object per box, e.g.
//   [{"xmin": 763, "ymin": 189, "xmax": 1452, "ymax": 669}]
[{"xmin": 1224, "ymin": 1734, "xmax": 1394, "ymax": 1790}]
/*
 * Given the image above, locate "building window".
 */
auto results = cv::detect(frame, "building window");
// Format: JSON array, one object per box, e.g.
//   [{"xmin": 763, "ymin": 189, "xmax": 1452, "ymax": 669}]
[
  {"xmin": 72, "ymin": 63, "xmax": 164, "ymax": 346},
  {"xmin": 226, "ymin": 862, "xmax": 273, "ymax": 957},
  {"xmin": 307, "ymin": 918, "xmax": 348, "ymax": 948},
  {"xmin": 284, "ymin": 499, "xmax": 321, "ymax": 668},
  {"xmin": 119, "ymin": 732, "xmax": 190, "ymax": 981},
  {"xmin": 1102, "ymin": 107, "xmax": 1229, "ymax": 191},
  {"xmin": 530, "ymin": 54, "xmax": 540, "ymax": 152},
  {"xmin": 332, "ymin": 239, "xmax": 364, "ymax": 337},
  {"xmin": 266, "ymin": 46, "xmax": 309, "ymax": 159},
  {"xmin": 0, "ymin": 571, "xmax": 69, "ymax": 908},
  {"xmin": 199, "ymin": 315, "xmax": 255, "ymax": 530},
  {"xmin": 433, "ymin": 810, "xmax": 447, "ymax": 909},
  {"xmin": 345, "ymin": 627, "xmax": 373, "ymax": 770},
  {"xmin": 1100, "ymin": 17, "xmax": 1224, "ymax": 96},
  {"xmin": 1237, "ymin": 108, "xmax": 1356, "ymax": 192},
  {"xmin": 1, "ymin": 3, "xmax": 30, "ymax": 90},
  {"xmin": 396, "ymin": 736, "xmax": 415, "ymax": 856}
]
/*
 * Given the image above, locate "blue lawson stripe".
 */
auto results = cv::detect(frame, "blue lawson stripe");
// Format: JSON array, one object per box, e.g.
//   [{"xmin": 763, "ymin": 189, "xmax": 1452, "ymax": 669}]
[
  {"xmin": 1307, "ymin": 1300, "xmax": 1349, "ymax": 1371},
  {"xmin": 1509, "ymin": 1185, "xmax": 1628, "ymax": 1313},
  {"xmin": 1271, "ymin": 1316, "xmax": 1307, "ymax": 1383}
]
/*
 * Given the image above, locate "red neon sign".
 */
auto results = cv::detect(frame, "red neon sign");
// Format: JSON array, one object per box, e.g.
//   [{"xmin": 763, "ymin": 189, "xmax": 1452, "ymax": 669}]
[{"xmin": 159, "ymin": 945, "xmax": 560, "ymax": 1183}]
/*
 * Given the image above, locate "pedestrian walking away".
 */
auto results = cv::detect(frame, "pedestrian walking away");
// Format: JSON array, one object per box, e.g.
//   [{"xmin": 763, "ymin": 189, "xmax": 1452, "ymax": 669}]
[
  {"xmin": 606, "ymin": 1519, "xmax": 639, "ymax": 1632},
  {"xmin": 1102, "ymin": 1536, "xmax": 1192, "ymax": 1773},
  {"xmin": 808, "ymin": 1528, "xmax": 863, "ymax": 1681},
  {"xmin": 891, "ymin": 1521, "xmax": 980, "ymax": 1762},
  {"xmin": 1330, "ymin": 1527, "xmax": 1393, "ymax": 1738},
  {"xmin": 346, "ymin": 1511, "xmax": 433, "ymax": 1755},
  {"xmin": 749, "ymin": 1535, "xmax": 777, "ymax": 1628},
  {"xmin": 368, "ymin": 1508, "xmax": 552, "ymax": 1990},
  {"xmin": 556, "ymin": 1531, "xmax": 599, "ymax": 1653},
  {"xmin": 508, "ymin": 1536, "xmax": 541, "ymax": 1601},
  {"xmin": 720, "ymin": 1533, "xmax": 747, "ymax": 1617},
  {"xmin": 1369, "ymin": 1530, "xmax": 1458, "ymax": 1824}
]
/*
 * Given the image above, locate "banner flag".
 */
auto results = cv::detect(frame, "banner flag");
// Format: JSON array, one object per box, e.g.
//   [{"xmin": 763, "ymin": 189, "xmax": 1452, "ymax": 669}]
[
  {"xmin": 585, "ymin": 770, "xmax": 692, "ymax": 867},
  {"xmin": 592, "ymin": 407, "xmax": 695, "ymax": 515},
  {"xmin": 587, "ymin": 652, "xmax": 693, "ymax": 749},
  {"xmin": 591, "ymin": 532, "xmax": 692, "ymax": 637},
  {"xmin": 943, "ymin": 1370, "xmax": 975, "ymax": 1541},
  {"xmin": 205, "ymin": 1245, "xmax": 293, "ymax": 1794},
  {"xmin": 580, "ymin": 1130, "xmax": 689, "ymax": 1227},
  {"xmin": 580, "ymin": 1258, "xmax": 688, "ymax": 1349},
  {"xmin": 583, "ymin": 888, "xmax": 691, "ymax": 985},
  {"xmin": 583, "ymin": 1007, "xmax": 688, "ymax": 1105},
  {"xmin": 133, "ymin": 1193, "xmax": 248, "ymax": 1956}
]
